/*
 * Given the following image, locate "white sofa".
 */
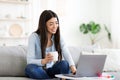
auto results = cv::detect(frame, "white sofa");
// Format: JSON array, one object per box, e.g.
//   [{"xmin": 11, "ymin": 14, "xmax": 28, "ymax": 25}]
[{"xmin": 0, "ymin": 46, "xmax": 119, "ymax": 80}]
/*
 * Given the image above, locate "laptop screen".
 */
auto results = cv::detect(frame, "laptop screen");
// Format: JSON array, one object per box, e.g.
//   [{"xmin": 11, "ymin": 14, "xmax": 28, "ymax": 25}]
[{"xmin": 76, "ymin": 55, "xmax": 107, "ymax": 77}]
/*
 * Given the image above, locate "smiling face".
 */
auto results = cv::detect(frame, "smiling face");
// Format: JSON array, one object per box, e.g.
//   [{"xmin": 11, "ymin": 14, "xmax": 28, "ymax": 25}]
[{"xmin": 46, "ymin": 17, "xmax": 59, "ymax": 35}]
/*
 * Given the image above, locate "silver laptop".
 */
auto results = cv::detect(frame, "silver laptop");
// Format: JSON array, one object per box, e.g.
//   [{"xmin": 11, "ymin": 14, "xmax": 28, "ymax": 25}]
[{"xmin": 63, "ymin": 55, "xmax": 107, "ymax": 77}]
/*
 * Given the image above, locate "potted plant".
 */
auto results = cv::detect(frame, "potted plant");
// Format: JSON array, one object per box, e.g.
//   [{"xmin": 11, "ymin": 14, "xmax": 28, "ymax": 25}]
[{"xmin": 79, "ymin": 21, "xmax": 111, "ymax": 45}]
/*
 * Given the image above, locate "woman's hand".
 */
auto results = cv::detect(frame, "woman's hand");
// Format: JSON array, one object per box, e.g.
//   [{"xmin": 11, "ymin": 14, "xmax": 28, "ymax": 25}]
[
  {"xmin": 70, "ymin": 65, "xmax": 77, "ymax": 74},
  {"xmin": 41, "ymin": 53, "xmax": 53, "ymax": 65}
]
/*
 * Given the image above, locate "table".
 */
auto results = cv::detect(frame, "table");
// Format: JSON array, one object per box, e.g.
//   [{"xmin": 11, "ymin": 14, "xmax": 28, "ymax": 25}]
[{"xmin": 55, "ymin": 74, "xmax": 114, "ymax": 80}]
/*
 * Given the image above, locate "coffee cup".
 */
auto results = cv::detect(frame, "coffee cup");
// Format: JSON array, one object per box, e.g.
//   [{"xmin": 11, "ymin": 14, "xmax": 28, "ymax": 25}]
[{"xmin": 48, "ymin": 51, "xmax": 58, "ymax": 62}]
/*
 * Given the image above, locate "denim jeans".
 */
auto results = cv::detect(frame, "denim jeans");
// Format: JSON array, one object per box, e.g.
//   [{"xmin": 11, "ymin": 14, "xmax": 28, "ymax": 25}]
[{"xmin": 25, "ymin": 60, "xmax": 70, "ymax": 79}]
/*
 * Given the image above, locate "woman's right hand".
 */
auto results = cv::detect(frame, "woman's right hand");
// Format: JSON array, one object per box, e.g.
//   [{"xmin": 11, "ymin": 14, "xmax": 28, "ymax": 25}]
[
  {"xmin": 70, "ymin": 65, "xmax": 77, "ymax": 74},
  {"xmin": 41, "ymin": 53, "xmax": 53, "ymax": 65}
]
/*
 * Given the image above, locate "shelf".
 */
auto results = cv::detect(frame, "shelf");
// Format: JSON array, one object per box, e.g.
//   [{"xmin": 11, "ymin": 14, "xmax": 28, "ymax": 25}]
[
  {"xmin": 0, "ymin": 18, "xmax": 30, "ymax": 21},
  {"xmin": 0, "ymin": 0, "xmax": 30, "ymax": 4},
  {"xmin": 0, "ymin": 0, "xmax": 32, "ymax": 46}
]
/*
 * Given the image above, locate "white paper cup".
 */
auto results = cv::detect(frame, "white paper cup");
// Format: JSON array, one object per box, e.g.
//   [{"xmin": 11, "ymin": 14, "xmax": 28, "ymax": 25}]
[{"xmin": 48, "ymin": 51, "xmax": 58, "ymax": 61}]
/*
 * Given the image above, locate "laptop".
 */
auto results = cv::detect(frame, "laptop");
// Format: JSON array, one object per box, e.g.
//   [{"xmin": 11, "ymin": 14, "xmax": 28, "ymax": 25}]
[{"xmin": 63, "ymin": 55, "xmax": 107, "ymax": 77}]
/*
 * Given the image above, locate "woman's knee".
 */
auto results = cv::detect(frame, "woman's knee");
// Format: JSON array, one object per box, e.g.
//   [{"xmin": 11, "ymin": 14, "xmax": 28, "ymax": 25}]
[
  {"xmin": 59, "ymin": 60, "xmax": 70, "ymax": 73},
  {"xmin": 57, "ymin": 60, "xmax": 70, "ymax": 71},
  {"xmin": 25, "ymin": 64, "xmax": 49, "ymax": 79},
  {"xmin": 25, "ymin": 64, "xmax": 38, "ymax": 72},
  {"xmin": 59, "ymin": 60, "xmax": 69, "ymax": 67}
]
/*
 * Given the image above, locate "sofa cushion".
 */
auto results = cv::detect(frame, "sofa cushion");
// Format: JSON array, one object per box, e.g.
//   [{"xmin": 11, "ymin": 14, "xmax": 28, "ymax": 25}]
[{"xmin": 0, "ymin": 46, "xmax": 27, "ymax": 76}]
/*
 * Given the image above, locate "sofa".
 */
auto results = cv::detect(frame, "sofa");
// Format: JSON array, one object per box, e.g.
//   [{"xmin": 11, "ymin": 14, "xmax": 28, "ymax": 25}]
[
  {"xmin": 0, "ymin": 46, "xmax": 119, "ymax": 80},
  {"xmin": 0, "ymin": 46, "xmax": 30, "ymax": 80}
]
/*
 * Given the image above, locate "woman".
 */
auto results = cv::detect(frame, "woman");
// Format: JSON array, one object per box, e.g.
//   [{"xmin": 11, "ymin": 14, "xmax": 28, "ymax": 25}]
[{"xmin": 25, "ymin": 10, "xmax": 76, "ymax": 79}]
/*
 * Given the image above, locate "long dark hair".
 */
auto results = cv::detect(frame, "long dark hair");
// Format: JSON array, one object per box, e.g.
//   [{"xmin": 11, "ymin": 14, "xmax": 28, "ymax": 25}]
[{"xmin": 35, "ymin": 10, "xmax": 62, "ymax": 61}]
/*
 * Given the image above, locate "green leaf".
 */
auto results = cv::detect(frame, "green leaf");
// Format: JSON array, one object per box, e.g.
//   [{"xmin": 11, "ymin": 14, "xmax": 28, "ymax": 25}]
[
  {"xmin": 104, "ymin": 24, "xmax": 111, "ymax": 41},
  {"xmin": 87, "ymin": 24, "xmax": 91, "ymax": 31},
  {"xmin": 80, "ymin": 24, "xmax": 89, "ymax": 34},
  {"xmin": 91, "ymin": 24, "xmax": 101, "ymax": 34}
]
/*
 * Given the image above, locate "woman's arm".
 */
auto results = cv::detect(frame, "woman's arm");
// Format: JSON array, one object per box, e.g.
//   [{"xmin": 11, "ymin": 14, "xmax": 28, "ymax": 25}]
[
  {"xmin": 27, "ymin": 33, "xmax": 43, "ymax": 66},
  {"xmin": 27, "ymin": 33, "xmax": 54, "ymax": 66},
  {"xmin": 60, "ymin": 36, "xmax": 76, "ymax": 74}
]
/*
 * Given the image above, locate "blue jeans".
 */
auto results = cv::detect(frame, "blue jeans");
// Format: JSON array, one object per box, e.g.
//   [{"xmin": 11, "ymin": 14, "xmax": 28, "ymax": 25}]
[{"xmin": 25, "ymin": 60, "xmax": 70, "ymax": 79}]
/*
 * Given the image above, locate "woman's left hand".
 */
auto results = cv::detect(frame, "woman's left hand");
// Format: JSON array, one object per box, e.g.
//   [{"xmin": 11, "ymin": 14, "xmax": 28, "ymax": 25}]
[{"xmin": 70, "ymin": 65, "xmax": 77, "ymax": 74}]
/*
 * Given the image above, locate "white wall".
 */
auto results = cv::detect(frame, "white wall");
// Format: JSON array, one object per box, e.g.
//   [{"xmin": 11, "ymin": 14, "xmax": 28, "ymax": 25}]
[
  {"xmin": 32, "ymin": 0, "xmax": 116, "ymax": 48},
  {"xmin": 58, "ymin": 0, "xmax": 112, "ymax": 48},
  {"xmin": 60, "ymin": 0, "xmax": 100, "ymax": 46},
  {"xmin": 111, "ymin": 0, "xmax": 120, "ymax": 48},
  {"xmin": 94, "ymin": 0, "xmax": 112, "ymax": 48}
]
